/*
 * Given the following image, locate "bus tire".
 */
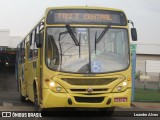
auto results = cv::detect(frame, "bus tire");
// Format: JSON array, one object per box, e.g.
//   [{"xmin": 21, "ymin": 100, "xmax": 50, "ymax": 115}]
[
  {"xmin": 34, "ymin": 87, "xmax": 43, "ymax": 111},
  {"xmin": 98, "ymin": 107, "xmax": 115, "ymax": 117},
  {"xmin": 19, "ymin": 82, "xmax": 26, "ymax": 102},
  {"xmin": 20, "ymin": 95, "xmax": 26, "ymax": 102}
]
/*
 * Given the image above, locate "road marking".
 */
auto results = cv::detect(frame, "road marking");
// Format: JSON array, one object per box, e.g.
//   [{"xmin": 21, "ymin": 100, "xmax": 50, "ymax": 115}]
[{"xmin": 3, "ymin": 102, "xmax": 13, "ymax": 107}]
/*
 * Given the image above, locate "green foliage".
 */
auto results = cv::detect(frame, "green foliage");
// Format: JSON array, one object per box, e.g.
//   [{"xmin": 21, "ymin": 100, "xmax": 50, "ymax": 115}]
[
  {"xmin": 135, "ymin": 71, "xmax": 142, "ymax": 80},
  {"xmin": 134, "ymin": 88, "xmax": 160, "ymax": 102}
]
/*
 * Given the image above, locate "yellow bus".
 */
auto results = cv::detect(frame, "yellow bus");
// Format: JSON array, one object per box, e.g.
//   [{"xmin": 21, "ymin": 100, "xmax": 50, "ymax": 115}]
[{"xmin": 16, "ymin": 6, "xmax": 137, "ymax": 114}]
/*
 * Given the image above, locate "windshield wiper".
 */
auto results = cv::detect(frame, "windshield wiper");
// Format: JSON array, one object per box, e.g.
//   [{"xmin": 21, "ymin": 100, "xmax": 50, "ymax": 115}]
[
  {"xmin": 95, "ymin": 25, "xmax": 111, "ymax": 54},
  {"xmin": 66, "ymin": 24, "xmax": 79, "ymax": 46},
  {"xmin": 95, "ymin": 24, "xmax": 111, "ymax": 43},
  {"xmin": 58, "ymin": 25, "xmax": 81, "ymax": 61}
]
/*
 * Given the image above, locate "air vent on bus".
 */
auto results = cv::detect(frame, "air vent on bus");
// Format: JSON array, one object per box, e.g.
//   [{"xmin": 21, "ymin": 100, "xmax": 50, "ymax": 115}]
[
  {"xmin": 70, "ymin": 88, "xmax": 108, "ymax": 92},
  {"xmin": 62, "ymin": 78, "xmax": 117, "ymax": 85},
  {"xmin": 74, "ymin": 97, "xmax": 104, "ymax": 103}
]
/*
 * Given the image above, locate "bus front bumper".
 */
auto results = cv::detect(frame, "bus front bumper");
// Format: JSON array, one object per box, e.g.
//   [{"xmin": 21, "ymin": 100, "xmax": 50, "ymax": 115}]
[{"xmin": 42, "ymin": 88, "xmax": 131, "ymax": 109}]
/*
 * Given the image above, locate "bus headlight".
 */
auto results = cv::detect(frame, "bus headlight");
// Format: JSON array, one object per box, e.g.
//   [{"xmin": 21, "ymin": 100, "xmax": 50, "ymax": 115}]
[
  {"xmin": 117, "ymin": 86, "xmax": 122, "ymax": 92},
  {"xmin": 50, "ymin": 82, "xmax": 66, "ymax": 93},
  {"xmin": 112, "ymin": 81, "xmax": 128, "ymax": 93},
  {"xmin": 123, "ymin": 81, "xmax": 127, "ymax": 86},
  {"xmin": 50, "ymin": 81, "xmax": 55, "ymax": 87},
  {"xmin": 56, "ymin": 86, "xmax": 61, "ymax": 92},
  {"xmin": 45, "ymin": 80, "xmax": 66, "ymax": 93}
]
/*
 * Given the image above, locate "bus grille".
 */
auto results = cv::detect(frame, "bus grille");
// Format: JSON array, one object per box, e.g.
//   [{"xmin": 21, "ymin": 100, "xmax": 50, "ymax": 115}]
[
  {"xmin": 62, "ymin": 78, "xmax": 117, "ymax": 85},
  {"xmin": 74, "ymin": 97, "xmax": 104, "ymax": 103},
  {"xmin": 70, "ymin": 88, "xmax": 108, "ymax": 92}
]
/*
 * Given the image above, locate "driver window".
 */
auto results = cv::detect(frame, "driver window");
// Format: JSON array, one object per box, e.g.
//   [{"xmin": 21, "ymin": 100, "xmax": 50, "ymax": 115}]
[
  {"xmin": 47, "ymin": 35, "xmax": 59, "ymax": 68},
  {"xmin": 47, "ymin": 36, "xmax": 53, "ymax": 65}
]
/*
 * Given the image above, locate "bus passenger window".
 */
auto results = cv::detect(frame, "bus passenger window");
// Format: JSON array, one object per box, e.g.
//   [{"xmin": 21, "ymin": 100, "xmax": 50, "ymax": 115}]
[
  {"xmin": 29, "ymin": 29, "xmax": 38, "ymax": 60},
  {"xmin": 22, "ymin": 41, "xmax": 25, "ymax": 63}
]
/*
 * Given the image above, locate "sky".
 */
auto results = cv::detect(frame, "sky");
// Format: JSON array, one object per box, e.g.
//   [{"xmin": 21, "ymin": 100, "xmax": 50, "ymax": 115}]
[{"xmin": 0, "ymin": 0, "xmax": 160, "ymax": 44}]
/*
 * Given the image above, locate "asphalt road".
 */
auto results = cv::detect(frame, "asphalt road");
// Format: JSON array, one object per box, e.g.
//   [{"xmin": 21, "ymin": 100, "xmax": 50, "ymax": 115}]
[{"xmin": 0, "ymin": 67, "xmax": 159, "ymax": 120}]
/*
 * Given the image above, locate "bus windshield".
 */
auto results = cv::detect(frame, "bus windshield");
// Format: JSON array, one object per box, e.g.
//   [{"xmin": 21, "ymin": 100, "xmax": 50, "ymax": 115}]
[{"xmin": 45, "ymin": 27, "xmax": 129, "ymax": 73}]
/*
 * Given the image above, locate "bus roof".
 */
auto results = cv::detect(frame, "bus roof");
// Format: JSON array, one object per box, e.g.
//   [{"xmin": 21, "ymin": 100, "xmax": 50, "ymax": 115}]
[
  {"xmin": 45, "ymin": 6, "xmax": 125, "ymax": 13},
  {"xmin": 17, "ymin": 6, "xmax": 126, "ymax": 47}
]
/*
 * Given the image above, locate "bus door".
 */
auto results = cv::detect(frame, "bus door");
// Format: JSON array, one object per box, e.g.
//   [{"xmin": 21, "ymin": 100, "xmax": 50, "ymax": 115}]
[
  {"xmin": 19, "ymin": 41, "xmax": 27, "ymax": 97},
  {"xmin": 24, "ymin": 41, "xmax": 29, "ymax": 95},
  {"xmin": 27, "ymin": 30, "xmax": 38, "ymax": 100}
]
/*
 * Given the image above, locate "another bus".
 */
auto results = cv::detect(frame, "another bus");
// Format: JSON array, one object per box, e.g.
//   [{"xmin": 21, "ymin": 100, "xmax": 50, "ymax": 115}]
[
  {"xmin": 16, "ymin": 6, "xmax": 137, "ymax": 114},
  {"xmin": 0, "ymin": 51, "xmax": 16, "ymax": 70}
]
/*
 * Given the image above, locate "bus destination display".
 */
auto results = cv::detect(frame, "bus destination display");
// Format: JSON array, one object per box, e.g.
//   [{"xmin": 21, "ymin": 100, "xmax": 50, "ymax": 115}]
[{"xmin": 47, "ymin": 9, "xmax": 127, "ymax": 25}]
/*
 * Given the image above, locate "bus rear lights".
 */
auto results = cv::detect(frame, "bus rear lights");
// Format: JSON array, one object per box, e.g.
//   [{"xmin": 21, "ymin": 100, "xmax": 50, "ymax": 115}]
[
  {"xmin": 117, "ymin": 86, "xmax": 122, "ymax": 91},
  {"xmin": 114, "ymin": 97, "xmax": 127, "ymax": 102}
]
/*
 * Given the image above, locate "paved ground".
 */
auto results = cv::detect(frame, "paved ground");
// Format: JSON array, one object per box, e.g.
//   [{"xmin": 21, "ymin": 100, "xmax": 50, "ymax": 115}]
[
  {"xmin": 132, "ymin": 102, "xmax": 160, "ymax": 111},
  {"xmin": 0, "ymin": 92, "xmax": 159, "ymax": 111},
  {"xmin": 0, "ymin": 68, "xmax": 17, "ymax": 92},
  {"xmin": 0, "ymin": 66, "xmax": 159, "ymax": 119}
]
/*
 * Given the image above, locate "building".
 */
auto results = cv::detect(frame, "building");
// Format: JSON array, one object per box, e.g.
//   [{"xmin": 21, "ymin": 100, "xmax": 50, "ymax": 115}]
[
  {"xmin": 9, "ymin": 36, "xmax": 22, "ymax": 48},
  {"xmin": 135, "ymin": 42, "xmax": 160, "ymax": 81},
  {"xmin": 0, "ymin": 29, "xmax": 22, "ymax": 49},
  {"xmin": 0, "ymin": 29, "xmax": 9, "ymax": 50},
  {"xmin": 0, "ymin": 29, "xmax": 22, "ymax": 69}
]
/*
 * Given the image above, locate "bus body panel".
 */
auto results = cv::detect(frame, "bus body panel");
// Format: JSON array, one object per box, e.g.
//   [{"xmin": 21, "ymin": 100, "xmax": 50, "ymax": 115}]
[
  {"xmin": 41, "ymin": 88, "xmax": 131, "ymax": 108},
  {"xmin": 16, "ymin": 6, "xmax": 133, "ymax": 110}
]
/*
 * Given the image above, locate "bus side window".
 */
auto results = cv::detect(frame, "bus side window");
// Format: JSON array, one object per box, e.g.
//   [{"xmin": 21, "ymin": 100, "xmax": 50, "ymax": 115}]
[
  {"xmin": 20, "ymin": 43, "xmax": 22, "ymax": 63},
  {"xmin": 17, "ymin": 45, "xmax": 21, "ymax": 64},
  {"xmin": 22, "ymin": 41, "xmax": 25, "ymax": 64},
  {"xmin": 34, "ymin": 28, "xmax": 38, "ymax": 58},
  {"xmin": 29, "ymin": 30, "xmax": 36, "ymax": 59},
  {"xmin": 29, "ymin": 33, "xmax": 33, "ymax": 59}
]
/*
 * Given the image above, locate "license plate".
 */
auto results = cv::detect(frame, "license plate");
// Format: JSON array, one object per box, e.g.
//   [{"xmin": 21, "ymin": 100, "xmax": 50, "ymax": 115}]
[{"xmin": 114, "ymin": 97, "xmax": 127, "ymax": 102}]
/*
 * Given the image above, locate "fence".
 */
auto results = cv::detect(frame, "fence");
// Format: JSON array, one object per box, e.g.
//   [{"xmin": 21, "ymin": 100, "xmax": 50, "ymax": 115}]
[{"xmin": 134, "ymin": 60, "xmax": 160, "ymax": 102}]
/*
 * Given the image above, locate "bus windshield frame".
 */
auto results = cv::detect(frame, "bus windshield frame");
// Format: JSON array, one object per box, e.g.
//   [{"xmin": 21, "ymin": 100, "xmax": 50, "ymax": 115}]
[{"xmin": 45, "ymin": 26, "xmax": 130, "ymax": 74}]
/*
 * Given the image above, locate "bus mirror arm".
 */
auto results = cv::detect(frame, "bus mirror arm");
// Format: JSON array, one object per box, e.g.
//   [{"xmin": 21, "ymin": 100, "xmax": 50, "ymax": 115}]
[
  {"xmin": 94, "ymin": 24, "xmax": 111, "ymax": 54},
  {"xmin": 128, "ymin": 20, "xmax": 137, "ymax": 41}
]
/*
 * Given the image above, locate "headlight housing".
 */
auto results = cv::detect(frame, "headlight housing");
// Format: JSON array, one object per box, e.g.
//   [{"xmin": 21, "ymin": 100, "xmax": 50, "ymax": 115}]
[
  {"xmin": 45, "ymin": 79, "xmax": 66, "ymax": 93},
  {"xmin": 112, "ymin": 81, "xmax": 128, "ymax": 93}
]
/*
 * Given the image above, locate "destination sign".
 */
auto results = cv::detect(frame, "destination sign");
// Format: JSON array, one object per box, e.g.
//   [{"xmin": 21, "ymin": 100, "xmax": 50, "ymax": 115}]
[{"xmin": 46, "ymin": 9, "xmax": 127, "ymax": 25}]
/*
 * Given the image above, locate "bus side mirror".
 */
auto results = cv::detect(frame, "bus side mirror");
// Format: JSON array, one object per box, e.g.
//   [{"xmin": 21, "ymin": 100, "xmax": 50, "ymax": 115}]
[
  {"xmin": 36, "ymin": 33, "xmax": 43, "ymax": 48},
  {"xmin": 131, "ymin": 28, "xmax": 137, "ymax": 41}
]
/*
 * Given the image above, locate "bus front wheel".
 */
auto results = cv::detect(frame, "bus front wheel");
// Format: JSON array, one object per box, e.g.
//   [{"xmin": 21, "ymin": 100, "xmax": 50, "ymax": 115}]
[
  {"xmin": 34, "ymin": 87, "xmax": 40, "ymax": 111},
  {"xmin": 19, "ymin": 82, "xmax": 25, "ymax": 102},
  {"xmin": 33, "ymin": 87, "xmax": 43, "ymax": 111}
]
